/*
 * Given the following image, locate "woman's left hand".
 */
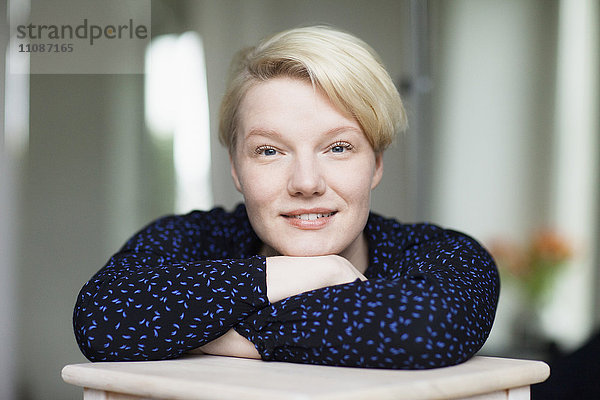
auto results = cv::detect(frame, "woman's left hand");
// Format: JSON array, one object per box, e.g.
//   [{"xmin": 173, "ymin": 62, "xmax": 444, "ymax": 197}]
[
  {"xmin": 265, "ymin": 255, "xmax": 366, "ymax": 303},
  {"xmin": 191, "ymin": 328, "xmax": 261, "ymax": 359}
]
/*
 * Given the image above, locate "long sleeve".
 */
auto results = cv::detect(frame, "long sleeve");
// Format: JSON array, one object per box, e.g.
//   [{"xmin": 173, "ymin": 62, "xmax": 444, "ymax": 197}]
[
  {"xmin": 234, "ymin": 219, "xmax": 499, "ymax": 369},
  {"xmin": 73, "ymin": 207, "xmax": 270, "ymax": 361}
]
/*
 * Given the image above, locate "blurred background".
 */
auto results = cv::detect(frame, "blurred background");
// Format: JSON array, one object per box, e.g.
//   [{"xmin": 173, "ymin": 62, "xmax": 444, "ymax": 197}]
[{"xmin": 1, "ymin": 0, "xmax": 598, "ymax": 399}]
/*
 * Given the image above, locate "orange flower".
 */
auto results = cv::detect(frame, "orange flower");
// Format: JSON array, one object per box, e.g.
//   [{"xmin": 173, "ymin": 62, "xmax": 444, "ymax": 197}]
[
  {"xmin": 488, "ymin": 239, "xmax": 528, "ymax": 278},
  {"xmin": 531, "ymin": 230, "xmax": 572, "ymax": 263},
  {"xmin": 488, "ymin": 230, "xmax": 573, "ymax": 304}
]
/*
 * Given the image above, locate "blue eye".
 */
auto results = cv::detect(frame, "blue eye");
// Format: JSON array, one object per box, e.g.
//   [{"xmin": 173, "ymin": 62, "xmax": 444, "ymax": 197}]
[
  {"xmin": 330, "ymin": 142, "xmax": 352, "ymax": 153},
  {"xmin": 256, "ymin": 146, "xmax": 278, "ymax": 156}
]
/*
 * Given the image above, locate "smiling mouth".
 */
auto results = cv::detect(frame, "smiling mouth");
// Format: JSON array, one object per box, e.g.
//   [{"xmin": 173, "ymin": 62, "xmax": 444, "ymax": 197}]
[
  {"xmin": 284, "ymin": 212, "xmax": 337, "ymax": 221},
  {"xmin": 282, "ymin": 210, "xmax": 337, "ymax": 230}
]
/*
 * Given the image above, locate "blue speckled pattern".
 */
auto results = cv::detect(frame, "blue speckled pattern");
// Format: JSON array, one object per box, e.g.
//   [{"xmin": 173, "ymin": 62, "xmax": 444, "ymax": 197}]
[{"xmin": 73, "ymin": 204, "xmax": 499, "ymax": 369}]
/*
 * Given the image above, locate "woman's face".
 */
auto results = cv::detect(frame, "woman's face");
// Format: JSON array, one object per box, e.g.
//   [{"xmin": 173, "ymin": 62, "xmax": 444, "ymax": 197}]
[{"xmin": 230, "ymin": 77, "xmax": 383, "ymax": 259}]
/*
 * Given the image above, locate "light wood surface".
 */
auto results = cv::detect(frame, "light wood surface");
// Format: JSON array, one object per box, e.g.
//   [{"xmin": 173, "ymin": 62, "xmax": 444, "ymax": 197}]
[{"xmin": 62, "ymin": 355, "xmax": 549, "ymax": 400}]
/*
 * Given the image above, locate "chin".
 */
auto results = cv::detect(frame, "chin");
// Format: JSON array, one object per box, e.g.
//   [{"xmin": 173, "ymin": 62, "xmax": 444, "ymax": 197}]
[{"xmin": 277, "ymin": 242, "xmax": 340, "ymax": 257}]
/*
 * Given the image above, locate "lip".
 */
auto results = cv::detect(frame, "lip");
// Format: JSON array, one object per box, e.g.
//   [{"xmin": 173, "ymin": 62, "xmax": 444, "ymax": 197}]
[
  {"xmin": 281, "ymin": 208, "xmax": 337, "ymax": 230},
  {"xmin": 282, "ymin": 208, "xmax": 337, "ymax": 216}
]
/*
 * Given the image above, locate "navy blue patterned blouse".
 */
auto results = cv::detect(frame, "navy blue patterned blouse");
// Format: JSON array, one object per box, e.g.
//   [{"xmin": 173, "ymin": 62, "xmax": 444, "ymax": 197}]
[{"xmin": 73, "ymin": 204, "xmax": 499, "ymax": 369}]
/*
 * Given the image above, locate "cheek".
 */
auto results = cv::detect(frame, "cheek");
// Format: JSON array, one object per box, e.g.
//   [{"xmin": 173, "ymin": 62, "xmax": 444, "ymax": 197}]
[
  {"xmin": 237, "ymin": 166, "xmax": 281, "ymax": 205},
  {"xmin": 328, "ymin": 160, "xmax": 376, "ymax": 200}
]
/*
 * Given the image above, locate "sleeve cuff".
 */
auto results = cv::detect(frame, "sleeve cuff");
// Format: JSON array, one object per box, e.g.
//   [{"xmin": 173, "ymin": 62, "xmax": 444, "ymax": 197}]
[
  {"xmin": 233, "ymin": 321, "xmax": 274, "ymax": 360},
  {"xmin": 249, "ymin": 255, "xmax": 270, "ymax": 309}
]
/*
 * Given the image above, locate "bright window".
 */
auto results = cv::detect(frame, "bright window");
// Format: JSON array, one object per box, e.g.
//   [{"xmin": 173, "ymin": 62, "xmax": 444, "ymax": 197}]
[{"xmin": 144, "ymin": 32, "xmax": 213, "ymax": 212}]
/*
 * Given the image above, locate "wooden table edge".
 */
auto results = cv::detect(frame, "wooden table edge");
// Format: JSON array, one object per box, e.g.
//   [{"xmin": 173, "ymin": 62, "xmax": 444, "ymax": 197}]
[{"xmin": 62, "ymin": 355, "xmax": 551, "ymax": 400}]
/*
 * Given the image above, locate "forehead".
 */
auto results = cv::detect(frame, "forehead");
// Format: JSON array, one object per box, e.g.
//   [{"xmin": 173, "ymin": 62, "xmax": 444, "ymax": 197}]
[{"xmin": 237, "ymin": 77, "xmax": 361, "ymax": 139}]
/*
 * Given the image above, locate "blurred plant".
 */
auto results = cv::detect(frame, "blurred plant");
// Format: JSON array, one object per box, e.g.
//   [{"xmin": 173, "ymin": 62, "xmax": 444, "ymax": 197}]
[{"xmin": 489, "ymin": 230, "xmax": 573, "ymax": 305}]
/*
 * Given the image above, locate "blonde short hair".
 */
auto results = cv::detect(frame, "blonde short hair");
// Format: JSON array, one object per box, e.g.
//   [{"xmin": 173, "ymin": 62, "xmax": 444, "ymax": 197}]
[{"xmin": 219, "ymin": 25, "xmax": 407, "ymax": 153}]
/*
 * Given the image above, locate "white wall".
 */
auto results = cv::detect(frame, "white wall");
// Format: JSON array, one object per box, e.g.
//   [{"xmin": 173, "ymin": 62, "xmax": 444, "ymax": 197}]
[
  {"xmin": 431, "ymin": 0, "xmax": 557, "ymax": 241},
  {"xmin": 432, "ymin": 0, "xmax": 558, "ymax": 353},
  {"xmin": 1, "ymin": 0, "xmax": 17, "ymax": 396},
  {"xmin": 431, "ymin": 0, "xmax": 598, "ymax": 351},
  {"xmin": 543, "ymin": 0, "xmax": 599, "ymax": 348},
  {"xmin": 2, "ymin": 0, "xmax": 25, "ymax": 398},
  {"xmin": 17, "ymin": 75, "xmax": 139, "ymax": 400}
]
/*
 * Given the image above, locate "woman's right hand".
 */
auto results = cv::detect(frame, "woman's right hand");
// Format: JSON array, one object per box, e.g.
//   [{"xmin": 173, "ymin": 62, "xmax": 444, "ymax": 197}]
[{"xmin": 265, "ymin": 255, "xmax": 367, "ymax": 303}]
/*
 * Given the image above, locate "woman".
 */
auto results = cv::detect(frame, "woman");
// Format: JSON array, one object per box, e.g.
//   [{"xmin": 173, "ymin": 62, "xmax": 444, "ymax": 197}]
[{"xmin": 74, "ymin": 26, "xmax": 499, "ymax": 369}]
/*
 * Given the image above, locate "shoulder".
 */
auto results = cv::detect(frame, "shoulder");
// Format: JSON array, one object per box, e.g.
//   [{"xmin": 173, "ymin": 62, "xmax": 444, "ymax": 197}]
[
  {"xmin": 365, "ymin": 212, "xmax": 498, "ymax": 287},
  {"xmin": 138, "ymin": 204, "xmax": 249, "ymax": 233},
  {"xmin": 366, "ymin": 212, "xmax": 445, "ymax": 247},
  {"xmin": 121, "ymin": 204, "xmax": 255, "ymax": 253},
  {"xmin": 366, "ymin": 211, "xmax": 491, "ymax": 259}
]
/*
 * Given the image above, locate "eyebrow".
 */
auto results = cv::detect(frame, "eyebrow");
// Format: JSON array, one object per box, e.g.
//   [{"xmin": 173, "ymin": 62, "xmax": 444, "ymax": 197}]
[
  {"xmin": 245, "ymin": 128, "xmax": 282, "ymax": 140},
  {"xmin": 245, "ymin": 126, "xmax": 363, "ymax": 140}
]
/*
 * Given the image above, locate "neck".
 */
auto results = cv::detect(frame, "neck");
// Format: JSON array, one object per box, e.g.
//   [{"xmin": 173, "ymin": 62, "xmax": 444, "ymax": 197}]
[{"xmin": 339, "ymin": 232, "xmax": 369, "ymax": 274}]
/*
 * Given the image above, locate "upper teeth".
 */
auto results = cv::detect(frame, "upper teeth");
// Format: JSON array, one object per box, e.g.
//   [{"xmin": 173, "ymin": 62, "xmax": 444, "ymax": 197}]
[{"xmin": 294, "ymin": 212, "xmax": 334, "ymax": 220}]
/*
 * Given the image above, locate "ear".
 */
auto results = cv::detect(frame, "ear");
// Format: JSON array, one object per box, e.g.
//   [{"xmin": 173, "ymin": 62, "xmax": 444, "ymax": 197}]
[
  {"xmin": 371, "ymin": 152, "xmax": 384, "ymax": 190},
  {"xmin": 230, "ymin": 155, "xmax": 243, "ymax": 193}
]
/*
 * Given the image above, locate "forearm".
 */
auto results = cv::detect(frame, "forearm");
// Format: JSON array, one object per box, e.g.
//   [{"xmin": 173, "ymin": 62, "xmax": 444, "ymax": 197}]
[
  {"xmin": 234, "ymin": 232, "xmax": 500, "ymax": 369},
  {"xmin": 194, "ymin": 255, "xmax": 366, "ymax": 359},
  {"xmin": 74, "ymin": 256, "xmax": 269, "ymax": 362},
  {"xmin": 236, "ymin": 278, "xmax": 494, "ymax": 369}
]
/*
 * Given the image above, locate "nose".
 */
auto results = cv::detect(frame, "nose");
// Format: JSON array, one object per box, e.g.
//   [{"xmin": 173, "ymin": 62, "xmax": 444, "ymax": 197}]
[{"xmin": 287, "ymin": 154, "xmax": 326, "ymax": 197}]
